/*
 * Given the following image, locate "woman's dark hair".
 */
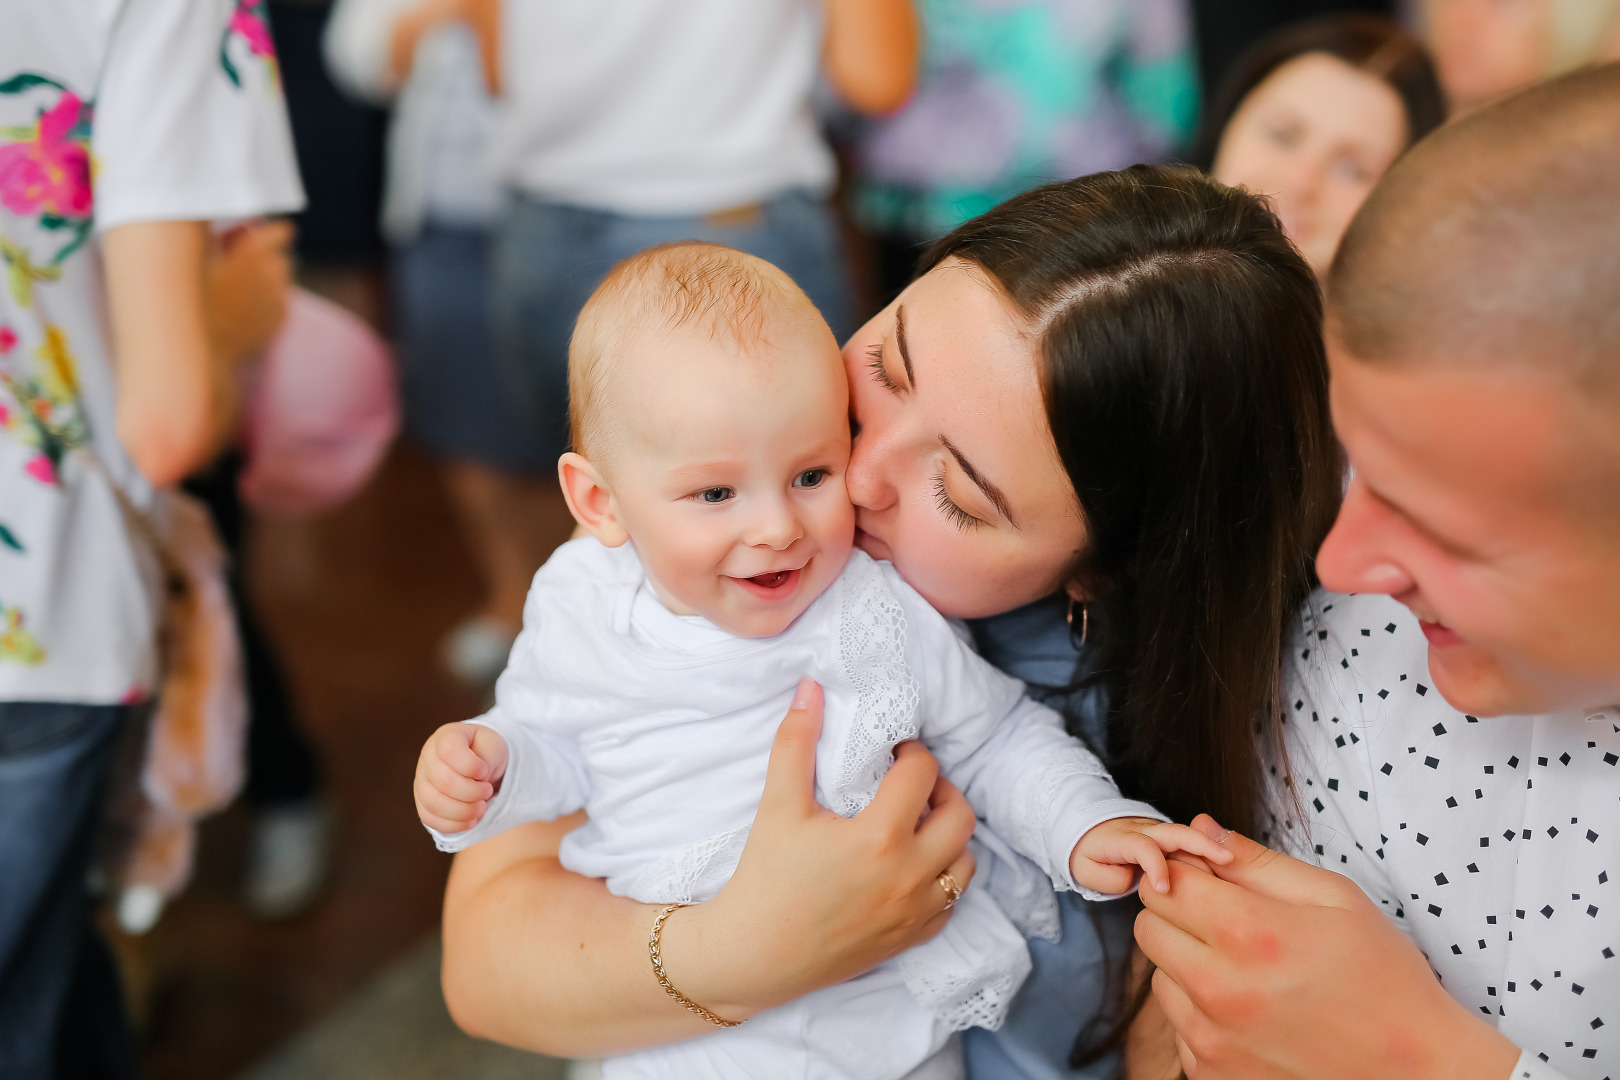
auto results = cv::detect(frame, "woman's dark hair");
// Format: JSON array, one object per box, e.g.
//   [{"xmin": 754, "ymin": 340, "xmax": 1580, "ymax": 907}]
[
  {"xmin": 1191, "ymin": 14, "xmax": 1446, "ymax": 170},
  {"xmin": 919, "ymin": 165, "xmax": 1343, "ymax": 1066}
]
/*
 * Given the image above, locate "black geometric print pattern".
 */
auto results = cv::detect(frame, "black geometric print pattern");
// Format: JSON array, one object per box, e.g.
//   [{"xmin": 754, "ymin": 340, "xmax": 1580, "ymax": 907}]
[{"xmin": 1272, "ymin": 591, "xmax": 1618, "ymax": 1080}]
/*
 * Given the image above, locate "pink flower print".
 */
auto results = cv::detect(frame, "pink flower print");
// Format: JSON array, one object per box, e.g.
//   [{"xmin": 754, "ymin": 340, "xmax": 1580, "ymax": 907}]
[
  {"xmin": 0, "ymin": 325, "xmax": 15, "ymax": 353},
  {"xmin": 0, "ymin": 92, "xmax": 93, "ymax": 220},
  {"xmin": 221, "ymin": 1, "xmax": 281, "ymax": 88},
  {"xmin": 24, "ymin": 453, "xmax": 55, "ymax": 485},
  {"xmin": 230, "ymin": 3, "xmax": 276, "ymax": 58}
]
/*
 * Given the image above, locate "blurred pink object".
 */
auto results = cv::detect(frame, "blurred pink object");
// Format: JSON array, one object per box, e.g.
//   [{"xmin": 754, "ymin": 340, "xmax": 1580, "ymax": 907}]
[{"xmin": 239, "ymin": 287, "xmax": 399, "ymax": 515}]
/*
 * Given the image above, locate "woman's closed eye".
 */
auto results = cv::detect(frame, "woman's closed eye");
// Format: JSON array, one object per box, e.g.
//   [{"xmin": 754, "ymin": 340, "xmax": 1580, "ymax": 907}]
[
  {"xmin": 867, "ymin": 342, "xmax": 901, "ymax": 393},
  {"xmin": 932, "ymin": 470, "xmax": 984, "ymax": 531}
]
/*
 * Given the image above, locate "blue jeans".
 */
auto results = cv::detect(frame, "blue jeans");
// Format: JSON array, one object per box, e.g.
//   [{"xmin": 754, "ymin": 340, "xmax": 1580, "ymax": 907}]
[
  {"xmin": 491, "ymin": 189, "xmax": 855, "ymax": 462},
  {"xmin": 0, "ymin": 702, "xmax": 134, "ymax": 1080}
]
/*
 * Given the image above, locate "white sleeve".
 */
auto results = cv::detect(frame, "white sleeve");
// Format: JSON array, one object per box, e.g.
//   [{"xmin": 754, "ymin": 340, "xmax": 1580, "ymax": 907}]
[
  {"xmin": 1513, "ymin": 1050, "xmax": 1574, "ymax": 1080},
  {"xmin": 425, "ymin": 702, "xmax": 591, "ymax": 852},
  {"xmin": 895, "ymin": 580, "xmax": 1164, "ymax": 898},
  {"xmin": 324, "ymin": 0, "xmax": 415, "ymax": 104},
  {"xmin": 424, "ymin": 575, "xmax": 593, "ymax": 852},
  {"xmin": 93, "ymin": 0, "xmax": 304, "ymax": 229}
]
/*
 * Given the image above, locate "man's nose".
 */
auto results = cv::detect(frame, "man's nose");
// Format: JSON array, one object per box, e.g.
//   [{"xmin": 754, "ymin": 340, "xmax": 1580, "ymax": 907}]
[{"xmin": 1317, "ymin": 477, "xmax": 1418, "ymax": 598}]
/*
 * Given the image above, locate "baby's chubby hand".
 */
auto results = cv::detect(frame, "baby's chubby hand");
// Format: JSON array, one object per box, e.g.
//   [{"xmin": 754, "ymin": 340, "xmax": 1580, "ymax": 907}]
[
  {"xmin": 414, "ymin": 722, "xmax": 509, "ymax": 834},
  {"xmin": 1068, "ymin": 816, "xmax": 1233, "ymax": 896}
]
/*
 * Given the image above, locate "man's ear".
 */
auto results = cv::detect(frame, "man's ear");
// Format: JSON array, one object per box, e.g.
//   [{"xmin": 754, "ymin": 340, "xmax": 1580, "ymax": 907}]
[{"xmin": 558, "ymin": 452, "xmax": 630, "ymax": 547}]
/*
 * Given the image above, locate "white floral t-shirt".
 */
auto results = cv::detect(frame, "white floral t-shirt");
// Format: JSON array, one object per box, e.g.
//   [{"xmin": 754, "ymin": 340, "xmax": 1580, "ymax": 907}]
[{"xmin": 0, "ymin": 0, "xmax": 303, "ymax": 702}]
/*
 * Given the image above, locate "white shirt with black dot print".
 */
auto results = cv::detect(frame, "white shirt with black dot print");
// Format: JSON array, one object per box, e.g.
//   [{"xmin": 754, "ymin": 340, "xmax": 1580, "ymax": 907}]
[{"xmin": 1271, "ymin": 590, "xmax": 1618, "ymax": 1080}]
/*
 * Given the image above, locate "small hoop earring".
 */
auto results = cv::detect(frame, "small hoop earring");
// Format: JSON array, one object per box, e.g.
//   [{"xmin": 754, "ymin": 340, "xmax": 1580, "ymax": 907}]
[{"xmin": 1066, "ymin": 598, "xmax": 1089, "ymax": 647}]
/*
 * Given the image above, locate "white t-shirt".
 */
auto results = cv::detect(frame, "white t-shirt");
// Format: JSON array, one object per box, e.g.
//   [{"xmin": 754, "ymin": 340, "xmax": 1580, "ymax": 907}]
[
  {"xmin": 432, "ymin": 539, "xmax": 1162, "ymax": 1077},
  {"xmin": 1278, "ymin": 590, "xmax": 1620, "ymax": 1080},
  {"xmin": 0, "ymin": 0, "xmax": 304, "ymax": 702},
  {"xmin": 487, "ymin": 0, "xmax": 836, "ymax": 216}
]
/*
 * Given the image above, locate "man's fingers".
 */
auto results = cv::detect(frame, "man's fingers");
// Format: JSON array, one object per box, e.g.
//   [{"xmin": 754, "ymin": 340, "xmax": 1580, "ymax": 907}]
[
  {"xmin": 757, "ymin": 678, "xmax": 824, "ymax": 820},
  {"xmin": 1133, "ymin": 890, "xmax": 1216, "ymax": 976},
  {"xmin": 1188, "ymin": 814, "xmax": 1350, "ymax": 907}
]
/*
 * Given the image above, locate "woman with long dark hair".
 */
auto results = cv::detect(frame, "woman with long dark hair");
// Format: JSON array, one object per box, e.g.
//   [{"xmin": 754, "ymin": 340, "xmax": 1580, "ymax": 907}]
[{"xmin": 436, "ymin": 165, "xmax": 1344, "ymax": 1079}]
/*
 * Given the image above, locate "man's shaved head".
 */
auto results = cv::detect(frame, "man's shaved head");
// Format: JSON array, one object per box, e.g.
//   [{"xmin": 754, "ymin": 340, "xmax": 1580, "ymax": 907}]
[{"xmin": 1329, "ymin": 61, "xmax": 1620, "ymax": 385}]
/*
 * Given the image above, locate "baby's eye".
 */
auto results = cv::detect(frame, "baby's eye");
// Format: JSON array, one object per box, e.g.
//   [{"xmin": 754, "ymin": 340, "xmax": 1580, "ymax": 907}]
[
  {"xmin": 696, "ymin": 487, "xmax": 734, "ymax": 504},
  {"xmin": 794, "ymin": 469, "xmax": 827, "ymax": 489}
]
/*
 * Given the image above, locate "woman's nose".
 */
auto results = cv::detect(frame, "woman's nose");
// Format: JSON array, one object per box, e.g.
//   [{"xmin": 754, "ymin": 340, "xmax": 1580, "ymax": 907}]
[
  {"xmin": 1317, "ymin": 477, "xmax": 1417, "ymax": 597},
  {"xmin": 845, "ymin": 429, "xmax": 896, "ymax": 512}
]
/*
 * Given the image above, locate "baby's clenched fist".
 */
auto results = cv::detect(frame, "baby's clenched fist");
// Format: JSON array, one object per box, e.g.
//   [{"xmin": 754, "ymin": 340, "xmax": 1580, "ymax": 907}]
[
  {"xmin": 414, "ymin": 722, "xmax": 510, "ymax": 834},
  {"xmin": 1068, "ymin": 816, "xmax": 1234, "ymax": 897}
]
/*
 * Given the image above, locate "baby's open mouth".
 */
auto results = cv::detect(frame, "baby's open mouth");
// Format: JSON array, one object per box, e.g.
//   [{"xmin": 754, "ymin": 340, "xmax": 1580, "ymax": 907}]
[{"xmin": 747, "ymin": 571, "xmax": 793, "ymax": 589}]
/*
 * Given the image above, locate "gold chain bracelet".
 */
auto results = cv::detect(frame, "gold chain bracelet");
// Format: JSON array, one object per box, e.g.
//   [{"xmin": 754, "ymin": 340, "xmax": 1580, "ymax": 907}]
[{"xmin": 648, "ymin": 903, "xmax": 743, "ymax": 1028}]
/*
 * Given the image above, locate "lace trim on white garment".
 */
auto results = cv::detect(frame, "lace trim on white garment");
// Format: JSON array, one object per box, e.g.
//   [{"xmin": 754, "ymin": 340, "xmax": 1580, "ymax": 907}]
[
  {"xmin": 830, "ymin": 556, "xmax": 922, "ymax": 817},
  {"xmin": 621, "ymin": 825, "xmax": 751, "ymax": 905},
  {"xmin": 897, "ymin": 925, "xmax": 1033, "ymax": 1032}
]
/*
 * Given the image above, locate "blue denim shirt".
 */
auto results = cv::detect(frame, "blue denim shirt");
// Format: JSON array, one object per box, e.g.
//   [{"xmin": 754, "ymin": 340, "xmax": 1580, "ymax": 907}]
[{"xmin": 961, "ymin": 596, "xmax": 1133, "ymax": 1080}]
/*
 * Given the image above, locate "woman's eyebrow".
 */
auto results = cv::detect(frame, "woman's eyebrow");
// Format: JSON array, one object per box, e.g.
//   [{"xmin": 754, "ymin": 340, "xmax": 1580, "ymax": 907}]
[
  {"xmin": 940, "ymin": 436, "xmax": 1018, "ymax": 528},
  {"xmin": 895, "ymin": 305, "xmax": 916, "ymax": 387}
]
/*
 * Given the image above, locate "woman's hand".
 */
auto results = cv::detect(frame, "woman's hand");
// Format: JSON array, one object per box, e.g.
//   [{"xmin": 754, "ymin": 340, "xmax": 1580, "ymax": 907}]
[
  {"xmin": 441, "ymin": 677, "xmax": 977, "ymax": 1056},
  {"xmin": 663, "ymin": 677, "xmax": 979, "ymax": 1018}
]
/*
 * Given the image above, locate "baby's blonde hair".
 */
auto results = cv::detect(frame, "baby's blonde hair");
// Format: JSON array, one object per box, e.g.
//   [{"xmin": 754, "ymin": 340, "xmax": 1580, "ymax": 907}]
[{"xmin": 568, "ymin": 242, "xmax": 820, "ymax": 461}]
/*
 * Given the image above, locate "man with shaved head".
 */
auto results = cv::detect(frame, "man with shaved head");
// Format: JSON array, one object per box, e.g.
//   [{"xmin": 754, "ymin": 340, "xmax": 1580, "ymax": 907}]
[{"xmin": 1135, "ymin": 64, "xmax": 1620, "ymax": 1079}]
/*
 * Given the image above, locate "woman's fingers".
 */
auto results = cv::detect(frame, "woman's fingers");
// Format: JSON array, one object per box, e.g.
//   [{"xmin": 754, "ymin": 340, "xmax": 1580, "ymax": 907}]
[
  {"xmin": 757, "ymin": 678, "xmax": 825, "ymax": 821},
  {"xmin": 910, "ymin": 773, "xmax": 975, "ymax": 871},
  {"xmin": 864, "ymin": 739, "xmax": 941, "ymax": 832}
]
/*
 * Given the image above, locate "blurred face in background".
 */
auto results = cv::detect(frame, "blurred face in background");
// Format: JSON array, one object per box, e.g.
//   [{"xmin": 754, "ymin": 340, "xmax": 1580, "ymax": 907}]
[
  {"xmin": 1213, "ymin": 52, "xmax": 1409, "ymax": 277},
  {"xmin": 1424, "ymin": 0, "xmax": 1549, "ymax": 113}
]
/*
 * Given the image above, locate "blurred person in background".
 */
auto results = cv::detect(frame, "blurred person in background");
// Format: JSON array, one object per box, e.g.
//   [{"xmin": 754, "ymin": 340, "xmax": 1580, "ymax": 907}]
[
  {"xmin": 1198, "ymin": 15, "xmax": 1444, "ymax": 277},
  {"xmin": 849, "ymin": 0, "xmax": 1200, "ymax": 303},
  {"xmin": 325, "ymin": 0, "xmax": 570, "ymax": 688},
  {"xmin": 488, "ymin": 0, "xmax": 919, "ymax": 478},
  {"xmin": 0, "ymin": 0, "xmax": 302, "ymax": 1073},
  {"xmin": 1422, "ymin": 0, "xmax": 1620, "ymax": 114}
]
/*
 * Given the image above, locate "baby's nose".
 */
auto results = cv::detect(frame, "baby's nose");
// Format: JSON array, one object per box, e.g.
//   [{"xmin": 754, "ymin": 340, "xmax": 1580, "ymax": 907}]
[{"xmin": 744, "ymin": 501, "xmax": 802, "ymax": 551}]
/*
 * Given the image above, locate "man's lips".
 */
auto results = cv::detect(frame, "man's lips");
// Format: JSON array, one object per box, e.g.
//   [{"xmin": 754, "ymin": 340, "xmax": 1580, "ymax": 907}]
[{"xmin": 1419, "ymin": 619, "xmax": 1464, "ymax": 648}]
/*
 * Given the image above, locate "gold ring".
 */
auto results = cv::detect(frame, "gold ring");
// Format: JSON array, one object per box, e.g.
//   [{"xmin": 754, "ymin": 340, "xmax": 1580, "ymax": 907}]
[{"xmin": 937, "ymin": 871, "xmax": 963, "ymax": 908}]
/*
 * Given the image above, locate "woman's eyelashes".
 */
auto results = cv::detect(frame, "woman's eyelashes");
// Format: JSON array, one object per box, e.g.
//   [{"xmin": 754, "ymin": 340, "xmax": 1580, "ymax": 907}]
[
  {"xmin": 867, "ymin": 341, "xmax": 901, "ymax": 393},
  {"xmin": 932, "ymin": 470, "xmax": 984, "ymax": 531}
]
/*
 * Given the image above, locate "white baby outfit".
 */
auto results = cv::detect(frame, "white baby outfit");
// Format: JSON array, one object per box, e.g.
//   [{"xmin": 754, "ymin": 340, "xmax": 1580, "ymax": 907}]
[
  {"xmin": 1275, "ymin": 591, "xmax": 1620, "ymax": 1080},
  {"xmin": 433, "ymin": 538, "xmax": 1162, "ymax": 1080}
]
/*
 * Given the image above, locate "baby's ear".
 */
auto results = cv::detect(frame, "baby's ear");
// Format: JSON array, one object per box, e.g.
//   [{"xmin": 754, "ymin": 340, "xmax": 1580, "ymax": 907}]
[{"xmin": 558, "ymin": 452, "xmax": 629, "ymax": 547}]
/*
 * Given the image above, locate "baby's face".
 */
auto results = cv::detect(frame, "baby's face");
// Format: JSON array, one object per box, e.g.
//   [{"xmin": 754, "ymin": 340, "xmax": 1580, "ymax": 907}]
[{"xmin": 608, "ymin": 311, "xmax": 855, "ymax": 638}]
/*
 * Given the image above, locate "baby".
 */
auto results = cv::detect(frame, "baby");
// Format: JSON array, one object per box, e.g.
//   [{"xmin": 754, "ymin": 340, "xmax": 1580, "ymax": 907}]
[{"xmin": 414, "ymin": 243, "xmax": 1226, "ymax": 1079}]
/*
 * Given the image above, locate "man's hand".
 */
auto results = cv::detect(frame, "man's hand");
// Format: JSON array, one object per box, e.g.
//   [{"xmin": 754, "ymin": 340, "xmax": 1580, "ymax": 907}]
[
  {"xmin": 415, "ymin": 722, "xmax": 510, "ymax": 833},
  {"xmin": 1134, "ymin": 815, "xmax": 1521, "ymax": 1080}
]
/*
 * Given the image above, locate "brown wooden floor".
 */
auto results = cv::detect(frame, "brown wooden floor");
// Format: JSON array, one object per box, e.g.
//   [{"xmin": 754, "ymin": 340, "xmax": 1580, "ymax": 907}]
[{"xmin": 129, "ymin": 443, "xmax": 543, "ymax": 1080}]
